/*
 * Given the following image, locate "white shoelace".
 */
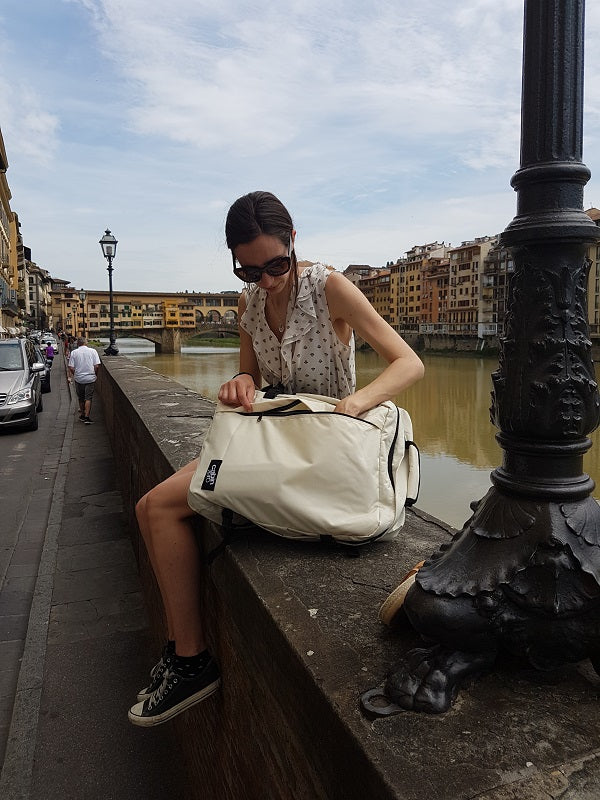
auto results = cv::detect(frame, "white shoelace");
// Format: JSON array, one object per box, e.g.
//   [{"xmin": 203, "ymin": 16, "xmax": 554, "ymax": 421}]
[{"xmin": 147, "ymin": 670, "xmax": 179, "ymax": 711}]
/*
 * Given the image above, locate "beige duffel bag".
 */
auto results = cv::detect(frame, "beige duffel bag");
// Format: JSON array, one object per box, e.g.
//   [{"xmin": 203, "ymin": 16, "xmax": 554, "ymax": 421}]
[{"xmin": 188, "ymin": 391, "xmax": 420, "ymax": 546}]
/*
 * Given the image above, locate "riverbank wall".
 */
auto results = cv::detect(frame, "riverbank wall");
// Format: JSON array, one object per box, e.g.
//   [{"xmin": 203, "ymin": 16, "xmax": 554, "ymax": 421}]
[
  {"xmin": 356, "ymin": 333, "xmax": 501, "ymax": 355},
  {"xmin": 410, "ymin": 333, "xmax": 598, "ymax": 359},
  {"xmin": 95, "ymin": 357, "xmax": 453, "ymax": 799},
  {"xmin": 95, "ymin": 356, "xmax": 600, "ymax": 800}
]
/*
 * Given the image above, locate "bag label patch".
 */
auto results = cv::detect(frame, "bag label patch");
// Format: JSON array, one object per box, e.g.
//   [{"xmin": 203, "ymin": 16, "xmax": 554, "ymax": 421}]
[{"xmin": 201, "ymin": 460, "xmax": 222, "ymax": 491}]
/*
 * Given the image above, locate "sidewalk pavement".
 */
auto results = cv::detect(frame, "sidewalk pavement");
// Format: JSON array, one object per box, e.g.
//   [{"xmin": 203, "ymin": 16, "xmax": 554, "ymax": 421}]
[{"xmin": 0, "ymin": 356, "xmax": 185, "ymax": 800}]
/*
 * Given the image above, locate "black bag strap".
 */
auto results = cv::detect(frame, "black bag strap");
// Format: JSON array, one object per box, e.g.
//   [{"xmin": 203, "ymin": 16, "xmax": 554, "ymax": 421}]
[
  {"xmin": 205, "ymin": 513, "xmax": 363, "ymax": 563},
  {"xmin": 262, "ymin": 382, "xmax": 286, "ymax": 399},
  {"xmin": 319, "ymin": 534, "xmax": 362, "ymax": 558},
  {"xmin": 204, "ymin": 509, "xmax": 256, "ymax": 565},
  {"xmin": 405, "ymin": 440, "xmax": 421, "ymax": 507}
]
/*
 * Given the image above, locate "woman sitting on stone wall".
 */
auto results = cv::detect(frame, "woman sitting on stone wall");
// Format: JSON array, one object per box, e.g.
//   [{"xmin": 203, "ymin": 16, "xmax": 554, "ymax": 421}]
[{"xmin": 128, "ymin": 190, "xmax": 424, "ymax": 726}]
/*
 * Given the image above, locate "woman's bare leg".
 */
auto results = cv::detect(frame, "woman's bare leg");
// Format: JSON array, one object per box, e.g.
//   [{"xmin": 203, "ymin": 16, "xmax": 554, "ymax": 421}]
[
  {"xmin": 135, "ymin": 459, "xmax": 206, "ymax": 656},
  {"xmin": 135, "ymin": 459, "xmax": 199, "ymax": 639},
  {"xmin": 136, "ymin": 493, "xmax": 175, "ymax": 640}
]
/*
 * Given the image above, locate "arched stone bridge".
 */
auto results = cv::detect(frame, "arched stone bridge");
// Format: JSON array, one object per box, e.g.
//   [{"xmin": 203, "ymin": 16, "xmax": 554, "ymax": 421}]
[{"xmin": 95, "ymin": 322, "xmax": 239, "ymax": 353}]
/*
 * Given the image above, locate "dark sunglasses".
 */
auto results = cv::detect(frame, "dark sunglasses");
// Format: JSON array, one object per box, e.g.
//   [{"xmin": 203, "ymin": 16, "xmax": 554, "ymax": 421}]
[{"xmin": 232, "ymin": 238, "xmax": 293, "ymax": 283}]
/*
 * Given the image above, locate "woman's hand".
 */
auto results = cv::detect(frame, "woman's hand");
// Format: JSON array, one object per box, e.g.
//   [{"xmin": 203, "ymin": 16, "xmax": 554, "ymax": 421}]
[
  {"xmin": 218, "ymin": 374, "xmax": 256, "ymax": 412},
  {"xmin": 334, "ymin": 394, "xmax": 364, "ymax": 417}
]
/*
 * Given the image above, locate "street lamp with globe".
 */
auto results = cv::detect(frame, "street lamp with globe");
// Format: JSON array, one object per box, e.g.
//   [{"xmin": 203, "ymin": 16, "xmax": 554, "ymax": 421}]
[
  {"xmin": 78, "ymin": 289, "xmax": 87, "ymax": 337},
  {"xmin": 99, "ymin": 229, "xmax": 119, "ymax": 355}
]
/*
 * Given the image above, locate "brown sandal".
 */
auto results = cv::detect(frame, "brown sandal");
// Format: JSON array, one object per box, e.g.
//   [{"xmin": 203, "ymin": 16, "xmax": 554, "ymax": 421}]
[{"xmin": 378, "ymin": 561, "xmax": 425, "ymax": 626}]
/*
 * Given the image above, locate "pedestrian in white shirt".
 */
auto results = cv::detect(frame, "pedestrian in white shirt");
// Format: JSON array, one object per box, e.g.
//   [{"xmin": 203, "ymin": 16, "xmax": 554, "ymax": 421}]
[{"xmin": 68, "ymin": 337, "xmax": 101, "ymax": 424}]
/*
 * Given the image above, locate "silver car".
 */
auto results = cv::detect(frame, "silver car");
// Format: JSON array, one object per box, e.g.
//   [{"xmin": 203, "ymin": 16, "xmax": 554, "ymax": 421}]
[
  {"xmin": 0, "ymin": 338, "xmax": 44, "ymax": 431},
  {"xmin": 33, "ymin": 344, "xmax": 52, "ymax": 393}
]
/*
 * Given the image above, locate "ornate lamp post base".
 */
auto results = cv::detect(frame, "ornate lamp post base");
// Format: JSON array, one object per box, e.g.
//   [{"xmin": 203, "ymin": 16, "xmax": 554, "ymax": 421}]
[
  {"xmin": 362, "ymin": 0, "xmax": 600, "ymax": 717},
  {"xmin": 371, "ymin": 487, "xmax": 600, "ymax": 715}
]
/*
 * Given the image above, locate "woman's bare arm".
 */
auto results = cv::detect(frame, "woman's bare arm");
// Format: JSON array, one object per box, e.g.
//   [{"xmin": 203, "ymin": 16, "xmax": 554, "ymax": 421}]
[
  {"xmin": 217, "ymin": 293, "xmax": 261, "ymax": 411},
  {"xmin": 324, "ymin": 271, "xmax": 424, "ymax": 416}
]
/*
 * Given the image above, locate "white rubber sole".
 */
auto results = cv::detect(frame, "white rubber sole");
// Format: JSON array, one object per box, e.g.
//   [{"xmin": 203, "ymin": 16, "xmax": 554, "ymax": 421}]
[{"xmin": 128, "ymin": 678, "xmax": 221, "ymax": 727}]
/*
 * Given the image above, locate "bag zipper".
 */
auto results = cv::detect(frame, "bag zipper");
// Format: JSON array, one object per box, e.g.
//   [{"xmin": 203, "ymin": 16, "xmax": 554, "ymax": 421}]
[
  {"xmin": 237, "ymin": 400, "xmax": 302, "ymax": 420},
  {"xmin": 242, "ymin": 407, "xmax": 379, "ymax": 428}
]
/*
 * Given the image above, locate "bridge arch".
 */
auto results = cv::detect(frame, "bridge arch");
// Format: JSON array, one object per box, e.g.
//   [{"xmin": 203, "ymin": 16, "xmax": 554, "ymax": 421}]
[{"xmin": 93, "ymin": 322, "xmax": 239, "ymax": 353}]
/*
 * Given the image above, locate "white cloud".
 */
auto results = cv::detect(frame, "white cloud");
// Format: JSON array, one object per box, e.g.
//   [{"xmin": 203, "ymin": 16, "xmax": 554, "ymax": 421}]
[
  {"xmin": 67, "ymin": 0, "xmax": 525, "ymax": 168},
  {"xmin": 2, "ymin": 0, "xmax": 600, "ymax": 291},
  {"xmin": 0, "ymin": 32, "xmax": 60, "ymax": 168}
]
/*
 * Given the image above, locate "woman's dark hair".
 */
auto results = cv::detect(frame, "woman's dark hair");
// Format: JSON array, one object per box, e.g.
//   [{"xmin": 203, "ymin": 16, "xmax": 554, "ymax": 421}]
[
  {"xmin": 226, "ymin": 190, "xmax": 298, "ymax": 299},
  {"xmin": 225, "ymin": 191, "xmax": 293, "ymax": 251}
]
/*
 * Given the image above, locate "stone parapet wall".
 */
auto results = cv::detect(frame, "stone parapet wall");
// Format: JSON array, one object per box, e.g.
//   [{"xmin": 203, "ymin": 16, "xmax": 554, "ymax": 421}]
[
  {"xmin": 93, "ymin": 357, "xmax": 600, "ymax": 800},
  {"xmin": 95, "ymin": 357, "xmax": 453, "ymax": 799}
]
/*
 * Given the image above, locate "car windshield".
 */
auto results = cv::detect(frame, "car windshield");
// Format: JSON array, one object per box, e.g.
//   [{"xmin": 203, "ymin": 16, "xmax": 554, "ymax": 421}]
[{"xmin": 0, "ymin": 344, "xmax": 24, "ymax": 371}]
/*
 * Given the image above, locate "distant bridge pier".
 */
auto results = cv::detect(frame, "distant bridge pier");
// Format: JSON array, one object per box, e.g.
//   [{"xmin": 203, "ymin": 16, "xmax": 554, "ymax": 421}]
[{"xmin": 155, "ymin": 327, "xmax": 181, "ymax": 354}]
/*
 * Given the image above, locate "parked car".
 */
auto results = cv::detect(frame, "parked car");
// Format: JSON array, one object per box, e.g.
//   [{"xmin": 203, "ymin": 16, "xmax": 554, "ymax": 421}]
[
  {"xmin": 0, "ymin": 338, "xmax": 44, "ymax": 431},
  {"xmin": 34, "ymin": 345, "xmax": 52, "ymax": 393}
]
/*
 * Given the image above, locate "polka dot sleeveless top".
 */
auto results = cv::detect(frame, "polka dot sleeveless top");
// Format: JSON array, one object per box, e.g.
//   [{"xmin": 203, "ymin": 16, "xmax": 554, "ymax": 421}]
[{"xmin": 240, "ymin": 263, "xmax": 356, "ymax": 399}]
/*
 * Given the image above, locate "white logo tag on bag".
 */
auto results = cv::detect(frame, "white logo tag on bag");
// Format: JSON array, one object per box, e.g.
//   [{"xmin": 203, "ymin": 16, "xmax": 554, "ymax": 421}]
[{"xmin": 201, "ymin": 460, "xmax": 222, "ymax": 491}]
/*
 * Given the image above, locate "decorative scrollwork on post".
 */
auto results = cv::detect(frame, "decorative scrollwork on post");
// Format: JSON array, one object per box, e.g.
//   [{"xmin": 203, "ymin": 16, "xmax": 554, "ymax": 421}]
[{"xmin": 492, "ymin": 245, "xmax": 599, "ymax": 440}]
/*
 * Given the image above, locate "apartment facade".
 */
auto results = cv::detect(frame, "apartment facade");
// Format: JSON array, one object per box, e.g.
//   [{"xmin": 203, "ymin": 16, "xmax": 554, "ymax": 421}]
[
  {"xmin": 27, "ymin": 260, "xmax": 53, "ymax": 330},
  {"xmin": 479, "ymin": 243, "xmax": 515, "ymax": 338},
  {"xmin": 343, "ymin": 265, "xmax": 375, "ymax": 286},
  {"xmin": 446, "ymin": 237, "xmax": 497, "ymax": 334},
  {"xmin": 0, "ymin": 128, "xmax": 55, "ymax": 336},
  {"xmin": 0, "ymin": 131, "xmax": 20, "ymax": 335},
  {"xmin": 388, "ymin": 261, "xmax": 405, "ymax": 329},
  {"xmin": 357, "ymin": 269, "xmax": 392, "ymax": 323},
  {"xmin": 399, "ymin": 243, "xmax": 446, "ymax": 333},
  {"xmin": 477, "ymin": 209, "xmax": 600, "ymax": 341},
  {"xmin": 420, "ymin": 254, "xmax": 450, "ymax": 330},
  {"xmin": 586, "ymin": 208, "xmax": 600, "ymax": 335}
]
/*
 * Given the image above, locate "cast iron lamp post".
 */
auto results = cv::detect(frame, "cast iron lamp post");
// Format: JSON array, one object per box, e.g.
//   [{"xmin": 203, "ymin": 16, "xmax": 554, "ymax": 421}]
[
  {"xmin": 362, "ymin": 0, "xmax": 600, "ymax": 717},
  {"xmin": 78, "ymin": 289, "xmax": 86, "ymax": 338},
  {"xmin": 99, "ymin": 229, "xmax": 119, "ymax": 355}
]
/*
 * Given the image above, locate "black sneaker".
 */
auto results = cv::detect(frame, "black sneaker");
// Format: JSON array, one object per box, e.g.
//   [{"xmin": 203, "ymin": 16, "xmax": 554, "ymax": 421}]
[
  {"xmin": 83, "ymin": 417, "xmax": 93, "ymax": 425},
  {"xmin": 79, "ymin": 414, "xmax": 86, "ymax": 421},
  {"xmin": 136, "ymin": 646, "xmax": 174, "ymax": 702},
  {"xmin": 128, "ymin": 658, "xmax": 220, "ymax": 727}
]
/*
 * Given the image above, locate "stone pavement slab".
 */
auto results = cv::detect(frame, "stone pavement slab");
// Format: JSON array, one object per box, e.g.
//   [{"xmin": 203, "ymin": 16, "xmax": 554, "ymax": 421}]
[
  {"xmin": 0, "ymin": 355, "xmax": 71, "ymax": 769},
  {"xmin": 0, "ymin": 359, "xmax": 185, "ymax": 800}
]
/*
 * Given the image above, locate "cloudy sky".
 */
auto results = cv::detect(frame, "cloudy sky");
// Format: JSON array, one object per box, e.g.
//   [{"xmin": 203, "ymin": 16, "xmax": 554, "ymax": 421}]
[{"xmin": 2, "ymin": 0, "xmax": 600, "ymax": 293}]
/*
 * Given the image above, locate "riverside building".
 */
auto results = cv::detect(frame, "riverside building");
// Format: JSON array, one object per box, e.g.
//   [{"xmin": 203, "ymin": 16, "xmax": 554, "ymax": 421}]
[
  {"xmin": 0, "ymin": 131, "xmax": 20, "ymax": 336},
  {"xmin": 446, "ymin": 236, "xmax": 498, "ymax": 336},
  {"xmin": 0, "ymin": 127, "xmax": 54, "ymax": 336},
  {"xmin": 587, "ymin": 208, "xmax": 600, "ymax": 337},
  {"xmin": 50, "ymin": 288, "xmax": 241, "ymax": 337},
  {"xmin": 353, "ymin": 212, "xmax": 600, "ymax": 354}
]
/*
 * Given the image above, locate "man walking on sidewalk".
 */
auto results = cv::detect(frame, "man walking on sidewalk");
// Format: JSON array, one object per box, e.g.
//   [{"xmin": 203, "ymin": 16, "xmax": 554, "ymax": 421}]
[{"xmin": 68, "ymin": 336, "xmax": 100, "ymax": 424}]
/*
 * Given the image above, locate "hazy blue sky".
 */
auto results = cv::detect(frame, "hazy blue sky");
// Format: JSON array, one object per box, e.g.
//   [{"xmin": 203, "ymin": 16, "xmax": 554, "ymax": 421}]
[{"xmin": 2, "ymin": 0, "xmax": 600, "ymax": 293}]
